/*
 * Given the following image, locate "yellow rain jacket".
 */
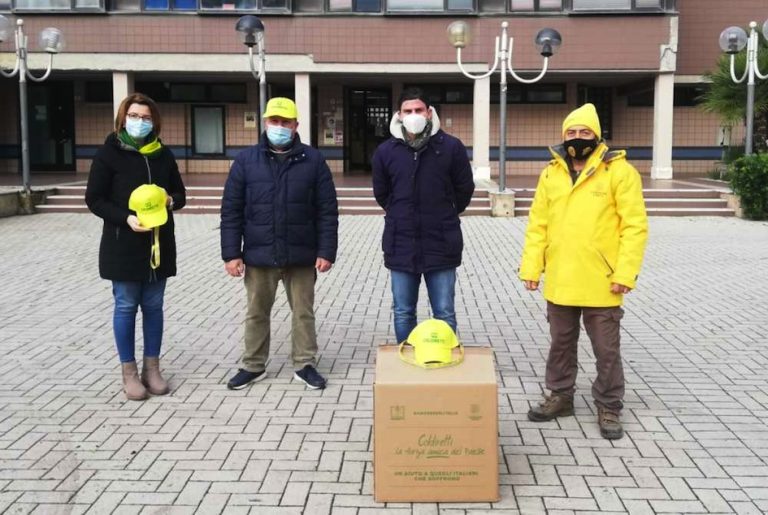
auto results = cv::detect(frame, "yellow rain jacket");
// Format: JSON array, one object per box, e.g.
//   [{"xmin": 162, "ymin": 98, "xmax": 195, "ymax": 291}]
[{"xmin": 519, "ymin": 143, "xmax": 648, "ymax": 307}]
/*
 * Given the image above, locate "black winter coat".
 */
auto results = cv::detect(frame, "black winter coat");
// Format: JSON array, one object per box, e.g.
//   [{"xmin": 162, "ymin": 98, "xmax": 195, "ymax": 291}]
[
  {"xmin": 372, "ymin": 129, "xmax": 475, "ymax": 274},
  {"xmin": 85, "ymin": 133, "xmax": 186, "ymax": 282},
  {"xmin": 220, "ymin": 134, "xmax": 339, "ymax": 267}
]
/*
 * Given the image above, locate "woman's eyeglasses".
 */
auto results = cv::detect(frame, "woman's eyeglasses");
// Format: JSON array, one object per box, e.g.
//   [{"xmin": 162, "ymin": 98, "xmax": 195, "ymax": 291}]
[{"xmin": 126, "ymin": 113, "xmax": 152, "ymax": 122}]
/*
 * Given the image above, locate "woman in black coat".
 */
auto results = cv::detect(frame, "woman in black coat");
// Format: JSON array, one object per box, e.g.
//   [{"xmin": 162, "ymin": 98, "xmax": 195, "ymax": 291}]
[{"xmin": 85, "ymin": 93, "xmax": 186, "ymax": 401}]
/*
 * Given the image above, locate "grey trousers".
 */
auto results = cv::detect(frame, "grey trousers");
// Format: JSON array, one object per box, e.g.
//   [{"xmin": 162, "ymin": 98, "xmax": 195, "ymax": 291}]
[
  {"xmin": 545, "ymin": 301, "xmax": 625, "ymax": 412},
  {"xmin": 242, "ymin": 266, "xmax": 318, "ymax": 373}
]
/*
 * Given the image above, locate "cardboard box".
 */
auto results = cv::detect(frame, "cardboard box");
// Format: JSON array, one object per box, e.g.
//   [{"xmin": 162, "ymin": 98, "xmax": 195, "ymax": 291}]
[{"xmin": 373, "ymin": 345, "xmax": 499, "ymax": 503}]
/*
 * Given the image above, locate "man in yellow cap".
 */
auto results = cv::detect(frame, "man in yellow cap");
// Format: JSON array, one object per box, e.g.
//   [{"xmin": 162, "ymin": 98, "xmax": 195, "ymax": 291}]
[
  {"xmin": 221, "ymin": 97, "xmax": 338, "ymax": 391},
  {"xmin": 519, "ymin": 103, "xmax": 648, "ymax": 440}
]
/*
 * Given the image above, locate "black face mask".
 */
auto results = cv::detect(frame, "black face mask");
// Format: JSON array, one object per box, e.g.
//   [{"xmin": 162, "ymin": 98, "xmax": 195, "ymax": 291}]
[{"xmin": 564, "ymin": 138, "xmax": 599, "ymax": 160}]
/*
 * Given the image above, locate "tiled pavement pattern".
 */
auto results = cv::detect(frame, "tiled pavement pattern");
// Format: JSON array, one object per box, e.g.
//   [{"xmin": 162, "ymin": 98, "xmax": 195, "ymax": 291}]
[{"xmin": 1, "ymin": 213, "xmax": 767, "ymax": 515}]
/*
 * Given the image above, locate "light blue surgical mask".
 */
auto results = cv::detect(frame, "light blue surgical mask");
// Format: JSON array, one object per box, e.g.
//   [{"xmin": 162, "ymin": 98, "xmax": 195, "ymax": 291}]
[
  {"xmin": 266, "ymin": 125, "xmax": 294, "ymax": 148},
  {"xmin": 126, "ymin": 117, "xmax": 153, "ymax": 139}
]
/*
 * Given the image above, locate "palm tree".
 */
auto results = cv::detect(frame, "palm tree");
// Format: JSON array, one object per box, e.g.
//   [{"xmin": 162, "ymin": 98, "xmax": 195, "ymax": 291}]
[{"xmin": 699, "ymin": 32, "xmax": 768, "ymax": 154}]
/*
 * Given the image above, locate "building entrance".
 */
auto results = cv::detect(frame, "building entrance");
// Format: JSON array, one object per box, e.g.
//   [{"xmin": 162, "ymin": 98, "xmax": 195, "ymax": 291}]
[{"xmin": 344, "ymin": 88, "xmax": 391, "ymax": 174}]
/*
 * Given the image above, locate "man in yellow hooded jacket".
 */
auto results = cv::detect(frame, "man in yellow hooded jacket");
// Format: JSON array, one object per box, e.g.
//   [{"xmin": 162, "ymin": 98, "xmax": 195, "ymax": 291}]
[{"xmin": 519, "ymin": 103, "xmax": 648, "ymax": 440}]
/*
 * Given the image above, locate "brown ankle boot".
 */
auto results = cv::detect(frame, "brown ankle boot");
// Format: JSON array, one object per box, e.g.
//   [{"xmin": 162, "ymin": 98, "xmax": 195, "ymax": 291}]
[
  {"xmin": 122, "ymin": 361, "xmax": 149, "ymax": 401},
  {"xmin": 141, "ymin": 357, "xmax": 170, "ymax": 395},
  {"xmin": 597, "ymin": 407, "xmax": 623, "ymax": 440},
  {"xmin": 527, "ymin": 393, "xmax": 574, "ymax": 422}
]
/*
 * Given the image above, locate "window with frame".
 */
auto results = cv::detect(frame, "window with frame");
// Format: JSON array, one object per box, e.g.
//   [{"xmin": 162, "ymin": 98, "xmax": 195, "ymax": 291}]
[
  {"xmin": 626, "ymin": 84, "xmax": 707, "ymax": 108},
  {"xmin": 199, "ymin": 0, "xmax": 287, "ymax": 11},
  {"xmin": 570, "ymin": 0, "xmax": 669, "ymax": 11},
  {"xmin": 84, "ymin": 81, "xmax": 112, "ymax": 103},
  {"xmin": 490, "ymin": 83, "xmax": 566, "ymax": 104},
  {"xmin": 14, "ymin": 0, "xmax": 104, "ymax": 9},
  {"xmin": 109, "ymin": 0, "xmax": 195, "ymax": 9},
  {"xmin": 192, "ymin": 106, "xmax": 225, "ymax": 156},
  {"xmin": 328, "ymin": 0, "xmax": 380, "ymax": 11},
  {"xmin": 135, "ymin": 82, "xmax": 247, "ymax": 103},
  {"xmin": 510, "ymin": 0, "xmax": 561, "ymax": 11},
  {"xmin": 387, "ymin": 0, "xmax": 472, "ymax": 12}
]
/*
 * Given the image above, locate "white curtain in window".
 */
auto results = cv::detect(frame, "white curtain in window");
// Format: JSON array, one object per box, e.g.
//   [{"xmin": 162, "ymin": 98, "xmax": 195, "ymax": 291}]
[
  {"xmin": 572, "ymin": 0, "xmax": 630, "ymax": 9},
  {"xmin": 194, "ymin": 107, "xmax": 224, "ymax": 155},
  {"xmin": 387, "ymin": 0, "xmax": 441, "ymax": 10}
]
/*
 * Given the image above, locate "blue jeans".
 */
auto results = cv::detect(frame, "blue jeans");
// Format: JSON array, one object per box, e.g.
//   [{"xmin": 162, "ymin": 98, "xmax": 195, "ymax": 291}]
[
  {"xmin": 390, "ymin": 268, "xmax": 457, "ymax": 343},
  {"xmin": 112, "ymin": 279, "xmax": 166, "ymax": 363}
]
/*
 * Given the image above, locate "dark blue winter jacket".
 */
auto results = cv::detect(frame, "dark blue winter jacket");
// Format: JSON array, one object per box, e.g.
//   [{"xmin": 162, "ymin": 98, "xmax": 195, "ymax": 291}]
[
  {"xmin": 220, "ymin": 134, "xmax": 339, "ymax": 267},
  {"xmin": 372, "ymin": 125, "xmax": 474, "ymax": 274}
]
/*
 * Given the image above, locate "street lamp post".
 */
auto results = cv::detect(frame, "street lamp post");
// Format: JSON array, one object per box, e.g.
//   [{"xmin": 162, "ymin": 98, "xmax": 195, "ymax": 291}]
[
  {"xmin": 719, "ymin": 20, "xmax": 768, "ymax": 156},
  {"xmin": 235, "ymin": 15, "xmax": 267, "ymax": 120},
  {"xmin": 0, "ymin": 15, "xmax": 64, "ymax": 204},
  {"xmin": 448, "ymin": 21, "xmax": 561, "ymax": 192}
]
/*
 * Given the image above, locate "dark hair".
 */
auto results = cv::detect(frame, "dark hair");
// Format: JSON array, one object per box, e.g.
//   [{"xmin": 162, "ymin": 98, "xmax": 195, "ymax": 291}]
[
  {"xmin": 397, "ymin": 87, "xmax": 430, "ymax": 111},
  {"xmin": 114, "ymin": 93, "xmax": 162, "ymax": 135}
]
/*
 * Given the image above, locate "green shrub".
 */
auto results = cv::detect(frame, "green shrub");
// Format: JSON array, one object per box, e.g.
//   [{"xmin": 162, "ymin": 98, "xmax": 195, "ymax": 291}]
[{"xmin": 729, "ymin": 153, "xmax": 768, "ymax": 220}]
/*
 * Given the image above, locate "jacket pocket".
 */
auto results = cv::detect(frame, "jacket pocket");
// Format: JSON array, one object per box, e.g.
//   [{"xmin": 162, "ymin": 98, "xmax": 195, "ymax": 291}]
[
  {"xmin": 442, "ymin": 220, "xmax": 463, "ymax": 255},
  {"xmin": 382, "ymin": 218, "xmax": 396, "ymax": 255},
  {"xmin": 592, "ymin": 246, "xmax": 615, "ymax": 277}
]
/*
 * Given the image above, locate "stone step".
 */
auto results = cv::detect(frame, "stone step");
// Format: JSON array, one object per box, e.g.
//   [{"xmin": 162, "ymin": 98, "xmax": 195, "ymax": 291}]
[{"xmin": 40, "ymin": 185, "xmax": 733, "ymax": 217}]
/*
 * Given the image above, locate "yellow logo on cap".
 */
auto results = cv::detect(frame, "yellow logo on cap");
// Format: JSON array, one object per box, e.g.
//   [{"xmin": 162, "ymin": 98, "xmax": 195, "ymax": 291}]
[{"xmin": 398, "ymin": 319, "xmax": 464, "ymax": 369}]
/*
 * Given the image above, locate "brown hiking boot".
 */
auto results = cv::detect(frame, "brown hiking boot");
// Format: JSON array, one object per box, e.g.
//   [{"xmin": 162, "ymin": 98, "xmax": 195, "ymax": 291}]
[
  {"xmin": 527, "ymin": 393, "xmax": 574, "ymax": 422},
  {"xmin": 597, "ymin": 407, "xmax": 623, "ymax": 440}
]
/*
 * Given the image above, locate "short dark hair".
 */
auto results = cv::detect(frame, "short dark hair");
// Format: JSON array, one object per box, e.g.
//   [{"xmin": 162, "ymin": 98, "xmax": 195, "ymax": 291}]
[
  {"xmin": 397, "ymin": 87, "xmax": 430, "ymax": 111},
  {"xmin": 114, "ymin": 93, "xmax": 162, "ymax": 135}
]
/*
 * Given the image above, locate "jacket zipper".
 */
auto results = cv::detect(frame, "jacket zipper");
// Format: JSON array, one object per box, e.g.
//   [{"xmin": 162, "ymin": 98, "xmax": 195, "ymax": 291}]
[{"xmin": 143, "ymin": 155, "xmax": 155, "ymax": 282}]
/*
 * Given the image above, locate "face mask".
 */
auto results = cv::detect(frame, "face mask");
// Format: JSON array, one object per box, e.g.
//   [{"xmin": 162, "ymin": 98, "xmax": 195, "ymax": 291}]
[
  {"xmin": 125, "ymin": 117, "xmax": 153, "ymax": 139},
  {"xmin": 266, "ymin": 125, "xmax": 294, "ymax": 147},
  {"xmin": 401, "ymin": 113, "xmax": 428, "ymax": 135},
  {"xmin": 564, "ymin": 138, "xmax": 599, "ymax": 160}
]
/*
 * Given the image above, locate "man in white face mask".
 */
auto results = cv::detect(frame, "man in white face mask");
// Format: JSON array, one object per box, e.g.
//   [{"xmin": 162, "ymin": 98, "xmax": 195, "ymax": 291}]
[{"xmin": 372, "ymin": 87, "xmax": 475, "ymax": 345}]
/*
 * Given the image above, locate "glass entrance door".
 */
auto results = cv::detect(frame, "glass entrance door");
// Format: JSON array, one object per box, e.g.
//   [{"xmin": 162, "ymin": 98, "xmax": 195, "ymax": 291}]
[
  {"xmin": 27, "ymin": 81, "xmax": 75, "ymax": 172},
  {"xmin": 344, "ymin": 88, "xmax": 391, "ymax": 174}
]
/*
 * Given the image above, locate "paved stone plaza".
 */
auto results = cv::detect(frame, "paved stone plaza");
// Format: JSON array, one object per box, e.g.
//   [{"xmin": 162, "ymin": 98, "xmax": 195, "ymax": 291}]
[{"xmin": 1, "ymin": 213, "xmax": 767, "ymax": 514}]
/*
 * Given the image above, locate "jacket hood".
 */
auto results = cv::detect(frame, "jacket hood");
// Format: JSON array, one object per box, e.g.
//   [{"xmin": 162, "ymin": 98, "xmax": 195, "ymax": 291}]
[{"xmin": 389, "ymin": 106, "xmax": 441, "ymax": 140}]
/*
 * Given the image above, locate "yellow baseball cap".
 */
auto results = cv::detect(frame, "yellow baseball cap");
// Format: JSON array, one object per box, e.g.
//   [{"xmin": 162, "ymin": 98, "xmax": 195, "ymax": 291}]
[
  {"xmin": 399, "ymin": 319, "xmax": 464, "ymax": 369},
  {"xmin": 128, "ymin": 184, "xmax": 167, "ymax": 229},
  {"xmin": 262, "ymin": 97, "xmax": 298, "ymax": 120}
]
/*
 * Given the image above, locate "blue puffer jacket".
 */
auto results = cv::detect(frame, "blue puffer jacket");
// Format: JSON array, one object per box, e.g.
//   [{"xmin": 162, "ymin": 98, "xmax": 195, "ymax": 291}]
[
  {"xmin": 372, "ymin": 111, "xmax": 475, "ymax": 274},
  {"xmin": 220, "ymin": 133, "xmax": 339, "ymax": 267}
]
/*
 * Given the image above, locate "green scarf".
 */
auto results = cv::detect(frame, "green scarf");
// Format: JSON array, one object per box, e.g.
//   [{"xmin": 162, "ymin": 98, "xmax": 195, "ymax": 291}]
[
  {"xmin": 118, "ymin": 129, "xmax": 164, "ymax": 158},
  {"xmin": 403, "ymin": 120, "xmax": 433, "ymax": 151}
]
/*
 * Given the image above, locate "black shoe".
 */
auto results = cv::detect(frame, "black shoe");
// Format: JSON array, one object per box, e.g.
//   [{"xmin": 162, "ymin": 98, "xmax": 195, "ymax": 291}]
[
  {"xmin": 294, "ymin": 365, "xmax": 326, "ymax": 390},
  {"xmin": 227, "ymin": 369, "xmax": 266, "ymax": 390}
]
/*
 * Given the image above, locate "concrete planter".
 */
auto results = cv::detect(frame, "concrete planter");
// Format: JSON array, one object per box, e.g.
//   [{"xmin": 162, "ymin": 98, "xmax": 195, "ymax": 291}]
[
  {"xmin": 721, "ymin": 192, "xmax": 744, "ymax": 219},
  {"xmin": 0, "ymin": 190, "xmax": 48, "ymax": 218},
  {"xmin": 488, "ymin": 190, "xmax": 515, "ymax": 217}
]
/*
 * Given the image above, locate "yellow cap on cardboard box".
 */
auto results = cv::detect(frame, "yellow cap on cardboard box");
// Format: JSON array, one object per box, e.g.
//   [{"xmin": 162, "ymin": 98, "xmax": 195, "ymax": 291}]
[
  {"xmin": 398, "ymin": 319, "xmax": 464, "ymax": 369},
  {"xmin": 262, "ymin": 97, "xmax": 298, "ymax": 120},
  {"xmin": 128, "ymin": 184, "xmax": 168, "ymax": 229}
]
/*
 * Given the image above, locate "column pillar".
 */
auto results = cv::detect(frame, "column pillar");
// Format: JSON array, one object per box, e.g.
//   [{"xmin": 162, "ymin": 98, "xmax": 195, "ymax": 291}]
[
  {"xmin": 472, "ymin": 76, "xmax": 491, "ymax": 180},
  {"xmin": 112, "ymin": 72, "xmax": 134, "ymax": 120},
  {"xmin": 651, "ymin": 73, "xmax": 675, "ymax": 180},
  {"xmin": 295, "ymin": 73, "xmax": 311, "ymax": 144}
]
